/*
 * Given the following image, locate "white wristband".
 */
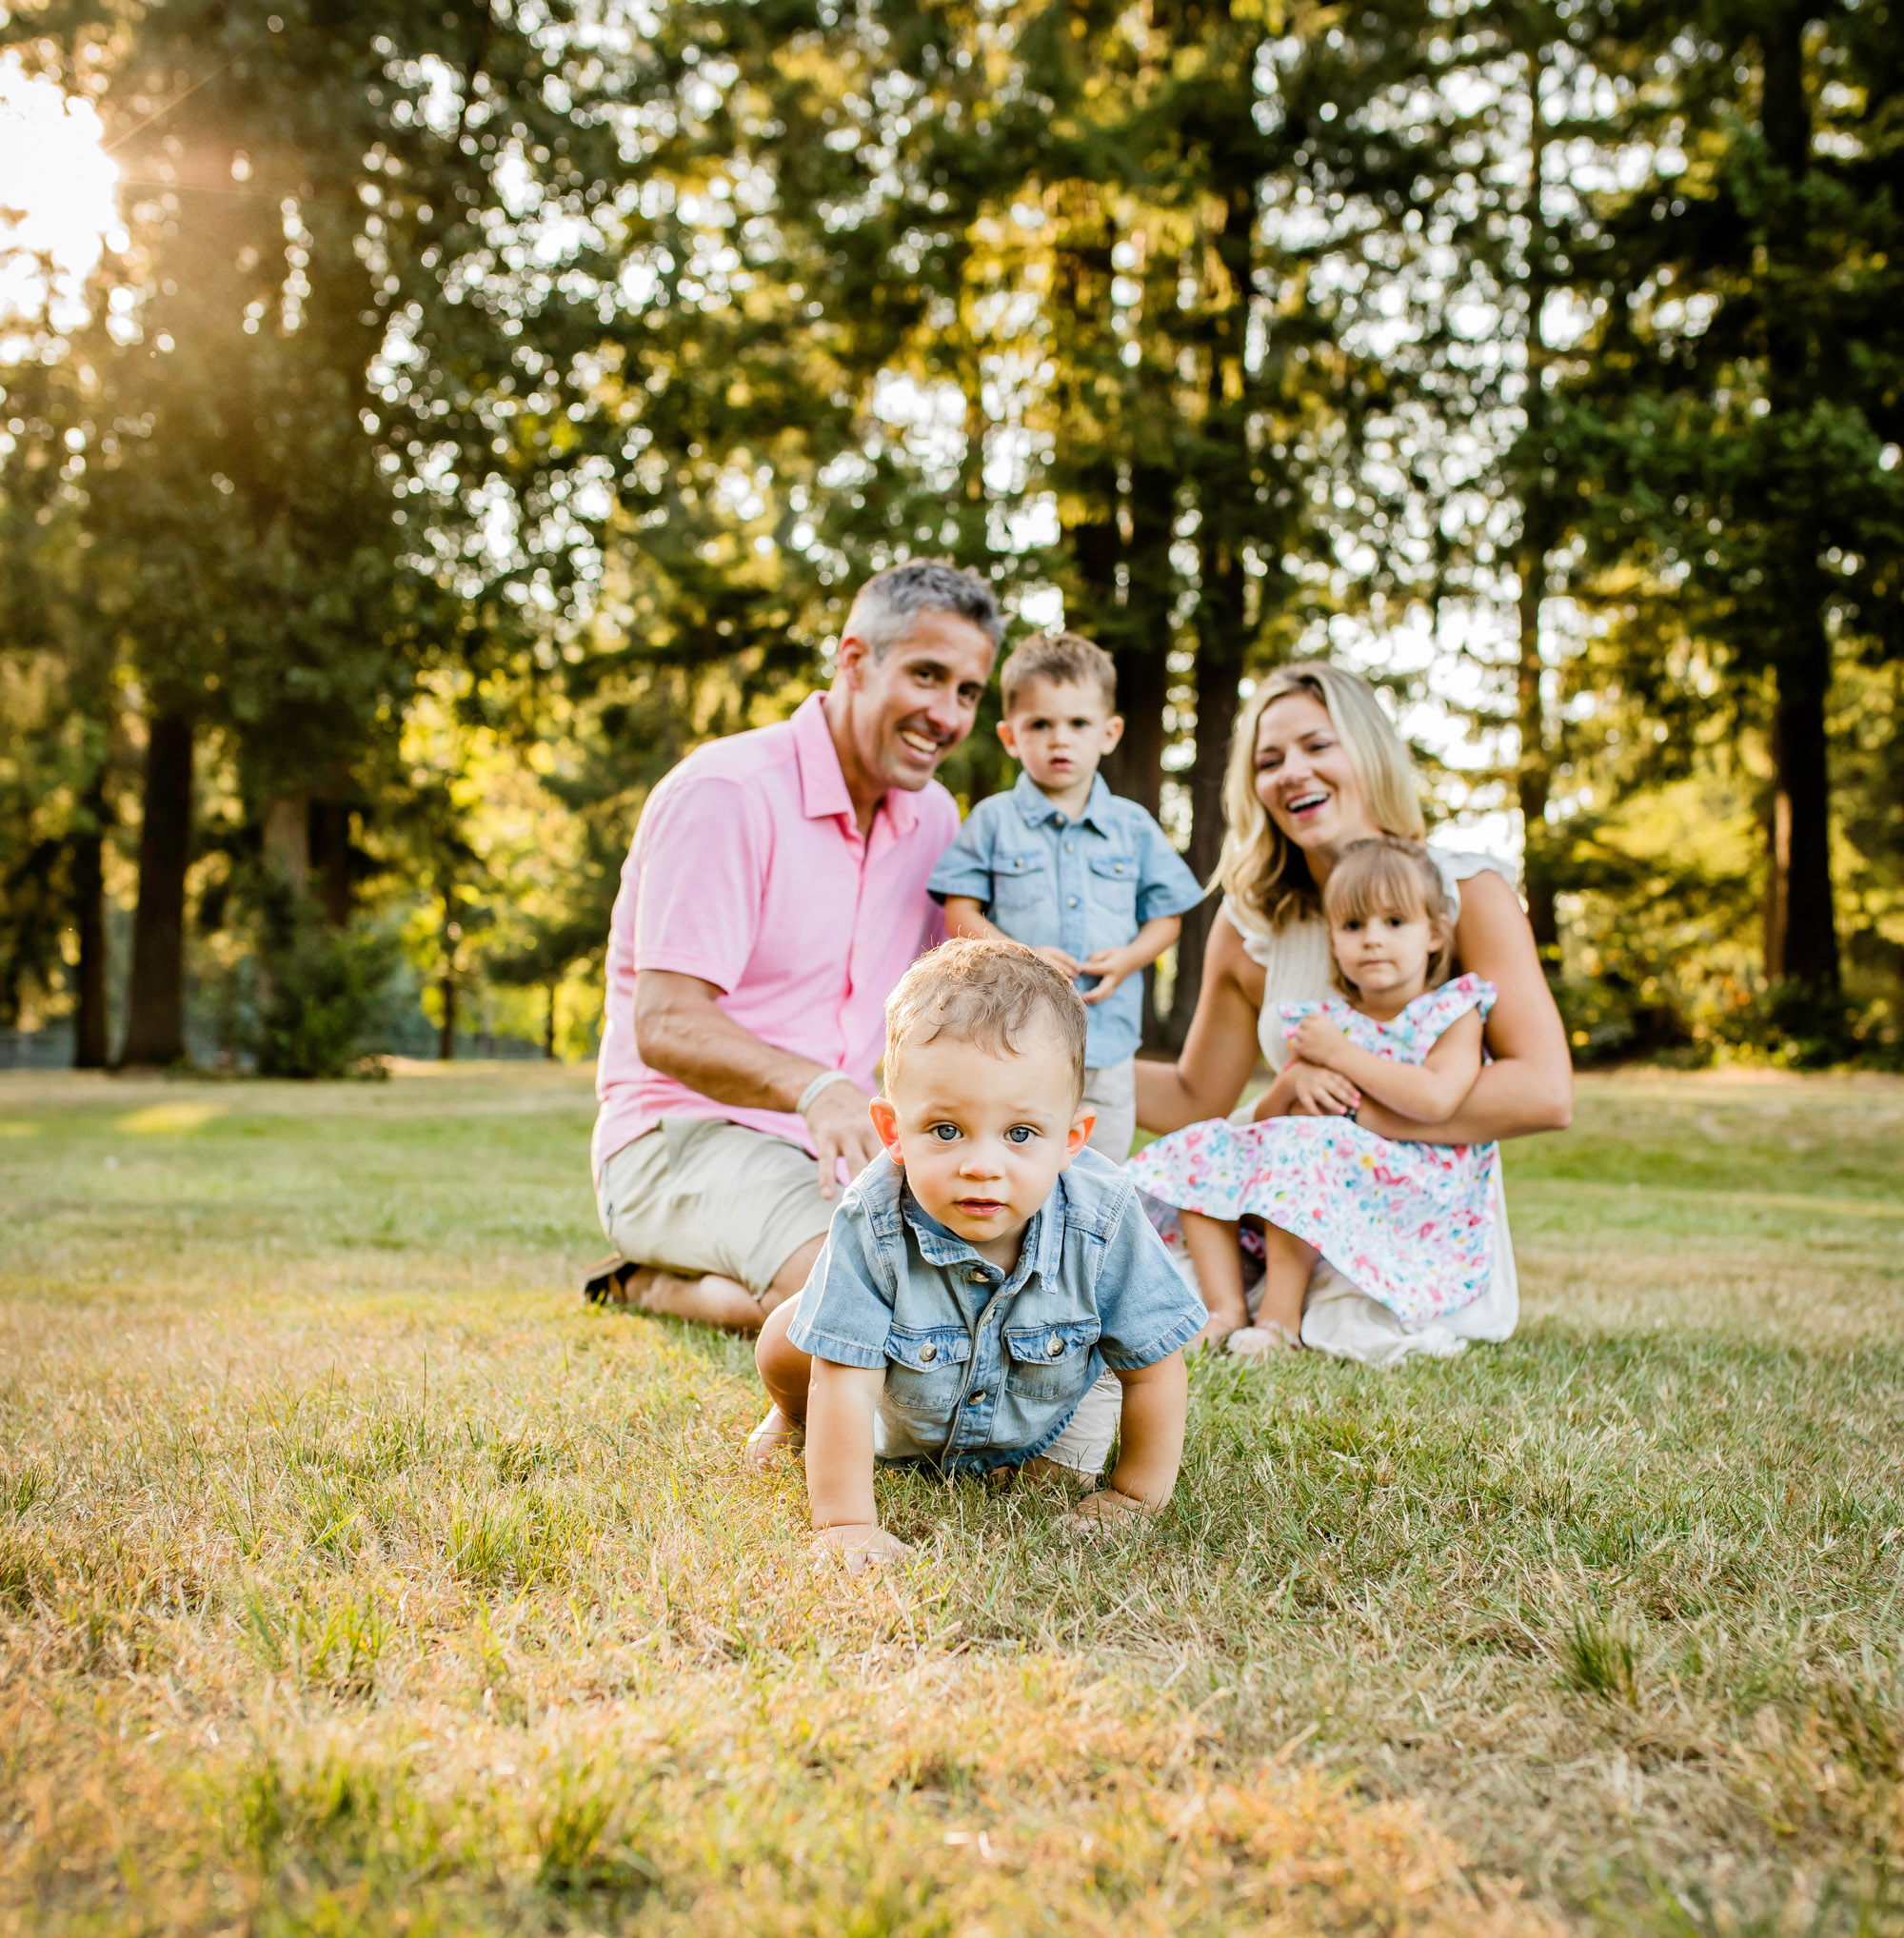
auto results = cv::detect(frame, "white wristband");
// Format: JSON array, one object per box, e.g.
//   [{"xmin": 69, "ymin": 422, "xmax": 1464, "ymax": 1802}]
[{"xmin": 797, "ymin": 1068, "xmax": 857, "ymax": 1117}]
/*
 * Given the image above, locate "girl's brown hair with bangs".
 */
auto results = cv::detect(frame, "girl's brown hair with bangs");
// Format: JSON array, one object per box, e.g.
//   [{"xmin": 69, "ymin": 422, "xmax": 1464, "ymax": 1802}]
[{"xmin": 1322, "ymin": 839, "xmax": 1455, "ymax": 999}]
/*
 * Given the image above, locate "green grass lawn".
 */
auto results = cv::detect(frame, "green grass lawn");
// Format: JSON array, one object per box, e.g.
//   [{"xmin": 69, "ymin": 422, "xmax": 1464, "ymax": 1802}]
[{"xmin": 2, "ymin": 1065, "xmax": 1900, "ymax": 1935}]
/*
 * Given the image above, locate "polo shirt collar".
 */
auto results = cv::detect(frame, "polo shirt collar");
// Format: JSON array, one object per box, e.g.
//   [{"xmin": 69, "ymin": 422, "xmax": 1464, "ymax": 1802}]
[
  {"xmin": 792, "ymin": 691, "xmax": 919, "ymax": 835},
  {"xmin": 1012, "ymin": 768, "xmax": 1113, "ymax": 834}
]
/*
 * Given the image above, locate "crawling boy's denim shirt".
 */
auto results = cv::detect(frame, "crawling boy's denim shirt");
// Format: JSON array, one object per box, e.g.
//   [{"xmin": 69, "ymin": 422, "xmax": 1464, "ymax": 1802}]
[{"xmin": 786, "ymin": 1145, "xmax": 1206, "ymax": 1474}]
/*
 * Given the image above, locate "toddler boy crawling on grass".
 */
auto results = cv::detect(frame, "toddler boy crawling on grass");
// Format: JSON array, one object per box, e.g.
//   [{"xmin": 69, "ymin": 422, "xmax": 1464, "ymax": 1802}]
[{"xmin": 750, "ymin": 939, "xmax": 1206, "ymax": 1569}]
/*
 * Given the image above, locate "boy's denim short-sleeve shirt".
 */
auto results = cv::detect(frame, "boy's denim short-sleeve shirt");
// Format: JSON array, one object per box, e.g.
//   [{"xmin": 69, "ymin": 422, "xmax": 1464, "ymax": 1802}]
[
  {"xmin": 927, "ymin": 773, "xmax": 1206, "ymax": 1066},
  {"xmin": 785, "ymin": 1145, "xmax": 1206, "ymax": 1474}
]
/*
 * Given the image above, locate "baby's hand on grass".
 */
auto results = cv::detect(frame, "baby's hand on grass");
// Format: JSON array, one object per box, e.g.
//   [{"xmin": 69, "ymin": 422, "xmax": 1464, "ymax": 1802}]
[
  {"xmin": 1069, "ymin": 1488, "xmax": 1147, "ymax": 1535},
  {"xmin": 809, "ymin": 1523, "xmax": 915, "ymax": 1574}
]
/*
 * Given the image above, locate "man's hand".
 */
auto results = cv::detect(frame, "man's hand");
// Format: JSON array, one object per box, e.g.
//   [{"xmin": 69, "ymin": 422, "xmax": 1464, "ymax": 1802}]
[
  {"xmin": 803, "ymin": 1081, "xmax": 883, "ymax": 1199},
  {"xmin": 1030, "ymin": 944, "xmax": 1081, "ymax": 980},
  {"xmin": 1078, "ymin": 943, "xmax": 1139, "ymax": 1004},
  {"xmin": 1069, "ymin": 1488, "xmax": 1146, "ymax": 1534},
  {"xmin": 1291, "ymin": 1012, "xmax": 1349, "ymax": 1069},
  {"xmin": 1281, "ymin": 1058, "xmax": 1361, "ymax": 1117},
  {"xmin": 809, "ymin": 1522, "xmax": 916, "ymax": 1573}
]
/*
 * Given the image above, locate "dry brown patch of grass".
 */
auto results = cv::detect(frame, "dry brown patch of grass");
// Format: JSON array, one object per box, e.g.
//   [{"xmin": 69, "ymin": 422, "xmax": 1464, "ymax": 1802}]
[{"xmin": 2, "ymin": 1066, "xmax": 1901, "ymax": 1934}]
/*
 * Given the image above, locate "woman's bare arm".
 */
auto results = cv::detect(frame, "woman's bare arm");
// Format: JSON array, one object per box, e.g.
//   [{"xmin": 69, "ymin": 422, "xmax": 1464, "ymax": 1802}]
[
  {"xmin": 1354, "ymin": 871, "xmax": 1573, "ymax": 1144},
  {"xmin": 1134, "ymin": 914, "xmax": 1265, "ymax": 1134}
]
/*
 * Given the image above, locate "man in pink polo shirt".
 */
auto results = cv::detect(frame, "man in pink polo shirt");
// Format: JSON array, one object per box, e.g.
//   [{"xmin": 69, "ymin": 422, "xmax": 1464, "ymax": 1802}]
[{"xmin": 590, "ymin": 561, "xmax": 1001, "ymax": 1333}]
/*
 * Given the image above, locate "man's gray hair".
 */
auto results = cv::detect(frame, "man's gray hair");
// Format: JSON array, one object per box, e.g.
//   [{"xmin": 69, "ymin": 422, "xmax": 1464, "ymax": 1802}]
[{"xmin": 847, "ymin": 560, "xmax": 1004, "ymax": 655}]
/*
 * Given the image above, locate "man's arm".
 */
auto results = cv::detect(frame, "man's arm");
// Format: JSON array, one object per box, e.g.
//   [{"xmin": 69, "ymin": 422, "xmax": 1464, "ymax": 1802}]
[{"xmin": 634, "ymin": 970, "xmax": 883, "ymax": 1197}]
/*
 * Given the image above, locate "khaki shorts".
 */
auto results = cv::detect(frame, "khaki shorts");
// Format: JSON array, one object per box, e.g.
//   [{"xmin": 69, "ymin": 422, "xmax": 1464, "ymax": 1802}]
[
  {"xmin": 596, "ymin": 1117, "xmax": 836, "ymax": 1299},
  {"xmin": 1036, "ymin": 1369, "xmax": 1122, "ymax": 1478},
  {"xmin": 1082, "ymin": 1058, "xmax": 1137, "ymax": 1162},
  {"xmin": 864, "ymin": 1365, "xmax": 1123, "ymax": 1479}
]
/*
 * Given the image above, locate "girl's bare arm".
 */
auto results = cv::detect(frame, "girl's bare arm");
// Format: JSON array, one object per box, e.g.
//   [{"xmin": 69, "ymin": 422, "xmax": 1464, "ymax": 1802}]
[
  {"xmin": 1293, "ymin": 1010, "xmax": 1484, "ymax": 1124},
  {"xmin": 1353, "ymin": 871, "xmax": 1573, "ymax": 1144}
]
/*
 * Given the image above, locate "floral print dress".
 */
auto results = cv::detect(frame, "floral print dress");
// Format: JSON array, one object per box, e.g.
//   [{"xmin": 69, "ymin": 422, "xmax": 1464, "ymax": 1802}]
[{"xmin": 1126, "ymin": 974, "xmax": 1499, "ymax": 1327}]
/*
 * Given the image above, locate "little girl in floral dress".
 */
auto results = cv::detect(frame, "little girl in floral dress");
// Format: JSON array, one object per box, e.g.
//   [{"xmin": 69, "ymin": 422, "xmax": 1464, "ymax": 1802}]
[{"xmin": 1128, "ymin": 838, "xmax": 1497, "ymax": 1355}]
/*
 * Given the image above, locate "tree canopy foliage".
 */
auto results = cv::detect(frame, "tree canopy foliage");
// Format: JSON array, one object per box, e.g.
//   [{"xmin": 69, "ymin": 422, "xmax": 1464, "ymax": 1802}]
[{"xmin": 2, "ymin": 0, "xmax": 1900, "ymax": 1070}]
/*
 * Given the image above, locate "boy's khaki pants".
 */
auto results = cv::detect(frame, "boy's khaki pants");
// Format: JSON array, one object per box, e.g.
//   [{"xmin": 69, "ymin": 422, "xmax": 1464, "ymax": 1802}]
[{"xmin": 1082, "ymin": 1057, "xmax": 1137, "ymax": 1161}]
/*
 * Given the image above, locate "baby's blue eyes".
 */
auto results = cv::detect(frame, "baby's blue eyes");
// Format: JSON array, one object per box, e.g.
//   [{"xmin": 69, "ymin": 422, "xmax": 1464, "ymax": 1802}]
[
  {"xmin": 1005, "ymin": 1126, "xmax": 1035, "ymax": 1145},
  {"xmin": 924, "ymin": 1124, "xmax": 1038, "ymax": 1145},
  {"xmin": 930, "ymin": 1123, "xmax": 961, "ymax": 1141}
]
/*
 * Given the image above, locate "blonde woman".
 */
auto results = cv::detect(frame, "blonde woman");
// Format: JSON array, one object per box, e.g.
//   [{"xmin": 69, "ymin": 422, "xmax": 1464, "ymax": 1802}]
[{"xmin": 1135, "ymin": 663, "xmax": 1572, "ymax": 1361}]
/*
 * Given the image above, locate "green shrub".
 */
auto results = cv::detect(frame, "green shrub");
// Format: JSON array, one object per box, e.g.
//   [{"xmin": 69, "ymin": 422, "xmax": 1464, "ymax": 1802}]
[{"xmin": 253, "ymin": 911, "xmax": 400, "ymax": 1079}]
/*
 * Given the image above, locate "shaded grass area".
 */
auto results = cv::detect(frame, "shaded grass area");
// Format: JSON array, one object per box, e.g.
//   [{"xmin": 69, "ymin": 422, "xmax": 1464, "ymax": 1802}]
[{"xmin": 2, "ymin": 1066, "xmax": 1900, "ymax": 1934}]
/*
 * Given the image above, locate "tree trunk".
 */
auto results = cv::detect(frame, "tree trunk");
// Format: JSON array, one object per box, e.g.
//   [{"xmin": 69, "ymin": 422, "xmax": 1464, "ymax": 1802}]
[
  {"xmin": 70, "ymin": 806, "xmax": 109, "ymax": 1070},
  {"xmin": 1100, "ymin": 459, "xmax": 1178, "ymax": 828},
  {"xmin": 308, "ymin": 800, "xmax": 354, "ymax": 928},
  {"xmin": 119, "ymin": 710, "xmax": 194, "ymax": 1068},
  {"xmin": 71, "ymin": 836, "xmax": 111, "ymax": 1067},
  {"xmin": 1756, "ymin": 3, "xmax": 1839, "ymax": 997},
  {"xmin": 262, "ymin": 793, "xmax": 310, "ymax": 894},
  {"xmin": 438, "ymin": 880, "xmax": 459, "ymax": 1061},
  {"xmin": 1170, "ymin": 540, "xmax": 1246, "ymax": 1045},
  {"xmin": 1516, "ymin": 54, "xmax": 1560, "ymax": 963},
  {"xmin": 545, "ymin": 980, "xmax": 558, "ymax": 1060},
  {"xmin": 1763, "ymin": 640, "xmax": 1838, "ymax": 989},
  {"xmin": 1516, "ymin": 540, "xmax": 1559, "ymax": 959}
]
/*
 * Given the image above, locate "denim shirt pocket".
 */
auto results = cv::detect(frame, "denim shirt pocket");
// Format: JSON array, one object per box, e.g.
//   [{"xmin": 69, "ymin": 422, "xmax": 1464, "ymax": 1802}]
[
  {"xmin": 883, "ymin": 1324, "xmax": 974, "ymax": 1422},
  {"xmin": 990, "ymin": 850, "xmax": 1052, "ymax": 921},
  {"xmin": 1086, "ymin": 852, "xmax": 1139, "ymax": 925},
  {"xmin": 1002, "ymin": 1317, "xmax": 1101, "ymax": 1409}
]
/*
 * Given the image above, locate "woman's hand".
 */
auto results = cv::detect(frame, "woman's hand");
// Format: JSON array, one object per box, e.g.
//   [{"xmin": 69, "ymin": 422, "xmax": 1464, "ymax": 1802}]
[
  {"xmin": 1290, "ymin": 1013, "xmax": 1348, "ymax": 1069},
  {"xmin": 1281, "ymin": 1058, "xmax": 1361, "ymax": 1117}
]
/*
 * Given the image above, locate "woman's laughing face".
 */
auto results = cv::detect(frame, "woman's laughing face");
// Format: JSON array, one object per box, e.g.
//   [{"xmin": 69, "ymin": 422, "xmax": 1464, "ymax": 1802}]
[{"xmin": 1253, "ymin": 692, "xmax": 1376, "ymax": 856}]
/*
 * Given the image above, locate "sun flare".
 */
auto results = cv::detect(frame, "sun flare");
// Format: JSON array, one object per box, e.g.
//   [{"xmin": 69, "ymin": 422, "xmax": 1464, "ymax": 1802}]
[{"xmin": 0, "ymin": 55, "xmax": 121, "ymax": 332}]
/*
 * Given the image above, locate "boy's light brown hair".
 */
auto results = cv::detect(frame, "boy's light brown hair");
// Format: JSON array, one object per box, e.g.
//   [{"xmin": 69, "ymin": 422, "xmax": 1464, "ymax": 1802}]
[
  {"xmin": 998, "ymin": 630, "xmax": 1118, "ymax": 715},
  {"xmin": 884, "ymin": 939, "xmax": 1088, "ymax": 1101},
  {"xmin": 1322, "ymin": 838, "xmax": 1456, "ymax": 997}
]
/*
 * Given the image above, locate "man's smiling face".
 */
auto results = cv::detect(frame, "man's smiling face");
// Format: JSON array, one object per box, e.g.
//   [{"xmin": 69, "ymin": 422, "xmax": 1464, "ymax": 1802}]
[{"xmin": 837, "ymin": 607, "xmax": 996, "ymax": 796}]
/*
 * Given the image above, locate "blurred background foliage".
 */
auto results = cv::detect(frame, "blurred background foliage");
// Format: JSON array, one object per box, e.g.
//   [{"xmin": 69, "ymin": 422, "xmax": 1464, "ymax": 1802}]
[{"xmin": 0, "ymin": 0, "xmax": 1900, "ymax": 1074}]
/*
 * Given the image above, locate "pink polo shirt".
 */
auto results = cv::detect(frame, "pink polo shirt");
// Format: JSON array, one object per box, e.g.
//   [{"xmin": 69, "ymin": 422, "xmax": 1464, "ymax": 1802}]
[{"xmin": 590, "ymin": 692, "xmax": 958, "ymax": 1182}]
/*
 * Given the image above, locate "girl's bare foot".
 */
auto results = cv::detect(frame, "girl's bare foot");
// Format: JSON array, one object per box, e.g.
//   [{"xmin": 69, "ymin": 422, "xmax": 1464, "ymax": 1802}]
[
  {"xmin": 1190, "ymin": 1313, "xmax": 1246, "ymax": 1352},
  {"xmin": 744, "ymin": 1404, "xmax": 805, "ymax": 1473},
  {"xmin": 1226, "ymin": 1321, "xmax": 1303, "ymax": 1357}
]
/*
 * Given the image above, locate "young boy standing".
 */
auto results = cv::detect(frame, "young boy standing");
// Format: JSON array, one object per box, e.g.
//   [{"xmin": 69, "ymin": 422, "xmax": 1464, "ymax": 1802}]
[
  {"xmin": 927, "ymin": 631, "xmax": 1204, "ymax": 1160},
  {"xmin": 751, "ymin": 940, "xmax": 1205, "ymax": 1568}
]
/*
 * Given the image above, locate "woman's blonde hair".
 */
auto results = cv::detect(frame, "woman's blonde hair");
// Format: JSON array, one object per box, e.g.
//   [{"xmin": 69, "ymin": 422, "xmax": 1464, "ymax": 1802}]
[
  {"xmin": 1323, "ymin": 838, "xmax": 1455, "ymax": 998},
  {"xmin": 1214, "ymin": 662, "xmax": 1426, "ymax": 932}
]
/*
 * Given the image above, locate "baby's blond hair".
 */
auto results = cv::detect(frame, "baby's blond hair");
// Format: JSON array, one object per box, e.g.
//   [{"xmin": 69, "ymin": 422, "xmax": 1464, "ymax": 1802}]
[{"xmin": 884, "ymin": 940, "xmax": 1087, "ymax": 1101}]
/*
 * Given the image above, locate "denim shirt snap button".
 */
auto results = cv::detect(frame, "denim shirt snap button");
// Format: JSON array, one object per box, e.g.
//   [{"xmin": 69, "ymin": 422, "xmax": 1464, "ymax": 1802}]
[
  {"xmin": 1046, "ymin": 1335, "xmax": 1063, "ymax": 1356},
  {"xmin": 920, "ymin": 1342, "xmax": 937, "ymax": 1362}
]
